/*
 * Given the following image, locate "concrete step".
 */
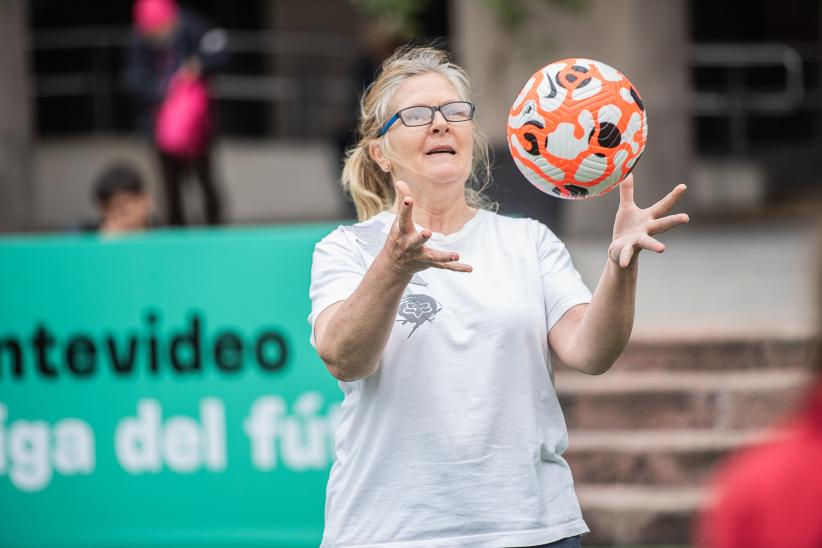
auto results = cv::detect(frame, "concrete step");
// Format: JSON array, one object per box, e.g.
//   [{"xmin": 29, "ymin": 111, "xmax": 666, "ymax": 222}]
[
  {"xmin": 556, "ymin": 370, "xmax": 810, "ymax": 430},
  {"xmin": 576, "ymin": 485, "xmax": 703, "ymax": 545},
  {"xmin": 588, "ymin": 333, "xmax": 817, "ymax": 372},
  {"xmin": 554, "ymin": 334, "xmax": 818, "ymax": 545},
  {"xmin": 565, "ymin": 429, "xmax": 764, "ymax": 486}
]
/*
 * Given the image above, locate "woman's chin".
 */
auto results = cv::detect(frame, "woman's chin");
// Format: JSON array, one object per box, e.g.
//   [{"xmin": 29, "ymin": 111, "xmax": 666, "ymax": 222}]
[{"xmin": 423, "ymin": 165, "xmax": 470, "ymax": 185}]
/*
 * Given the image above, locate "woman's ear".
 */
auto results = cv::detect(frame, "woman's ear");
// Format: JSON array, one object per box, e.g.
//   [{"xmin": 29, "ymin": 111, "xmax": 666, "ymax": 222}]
[{"xmin": 368, "ymin": 141, "xmax": 391, "ymax": 173}]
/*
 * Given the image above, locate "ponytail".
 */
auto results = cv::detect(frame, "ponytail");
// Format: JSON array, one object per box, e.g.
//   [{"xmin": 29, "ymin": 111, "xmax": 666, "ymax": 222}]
[{"xmin": 341, "ymin": 143, "xmax": 393, "ymax": 222}]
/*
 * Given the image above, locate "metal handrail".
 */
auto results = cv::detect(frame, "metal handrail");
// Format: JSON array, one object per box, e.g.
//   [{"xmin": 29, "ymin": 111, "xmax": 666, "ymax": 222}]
[
  {"xmin": 30, "ymin": 27, "xmax": 362, "ymax": 137},
  {"xmin": 32, "ymin": 27, "xmax": 361, "ymax": 57},
  {"xmin": 692, "ymin": 42, "xmax": 804, "ymax": 114},
  {"xmin": 691, "ymin": 42, "xmax": 805, "ymax": 156}
]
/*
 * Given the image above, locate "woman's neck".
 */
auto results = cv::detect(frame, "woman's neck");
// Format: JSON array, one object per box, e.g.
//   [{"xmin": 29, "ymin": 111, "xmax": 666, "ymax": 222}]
[
  {"xmin": 389, "ymin": 183, "xmax": 476, "ymax": 235},
  {"xmin": 412, "ymin": 199, "xmax": 476, "ymax": 235}
]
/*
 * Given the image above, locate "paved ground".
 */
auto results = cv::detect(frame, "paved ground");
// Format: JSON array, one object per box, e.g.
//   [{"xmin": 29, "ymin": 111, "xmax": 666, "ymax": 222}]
[{"xmin": 565, "ymin": 217, "xmax": 820, "ymax": 337}]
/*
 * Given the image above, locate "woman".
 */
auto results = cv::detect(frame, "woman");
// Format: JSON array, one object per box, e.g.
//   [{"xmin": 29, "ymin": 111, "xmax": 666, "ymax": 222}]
[{"xmin": 309, "ymin": 47, "xmax": 688, "ymax": 548}]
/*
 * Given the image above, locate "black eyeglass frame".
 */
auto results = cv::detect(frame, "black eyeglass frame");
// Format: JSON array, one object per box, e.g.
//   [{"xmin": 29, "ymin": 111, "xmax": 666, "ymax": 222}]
[{"xmin": 377, "ymin": 101, "xmax": 476, "ymax": 137}]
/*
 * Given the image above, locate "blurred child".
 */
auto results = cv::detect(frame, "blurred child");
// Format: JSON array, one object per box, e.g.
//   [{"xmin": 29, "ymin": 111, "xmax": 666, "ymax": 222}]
[{"xmin": 93, "ymin": 163, "xmax": 154, "ymax": 235}]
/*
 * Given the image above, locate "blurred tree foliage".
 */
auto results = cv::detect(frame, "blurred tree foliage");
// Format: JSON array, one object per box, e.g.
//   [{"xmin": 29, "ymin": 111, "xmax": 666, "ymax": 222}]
[
  {"xmin": 351, "ymin": 0, "xmax": 430, "ymax": 38},
  {"xmin": 352, "ymin": 0, "xmax": 588, "ymax": 39},
  {"xmin": 481, "ymin": 0, "xmax": 588, "ymax": 31}
]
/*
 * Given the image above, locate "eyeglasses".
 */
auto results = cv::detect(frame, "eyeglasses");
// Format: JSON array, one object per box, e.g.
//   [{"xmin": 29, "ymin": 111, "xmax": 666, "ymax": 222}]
[{"xmin": 377, "ymin": 101, "xmax": 475, "ymax": 137}]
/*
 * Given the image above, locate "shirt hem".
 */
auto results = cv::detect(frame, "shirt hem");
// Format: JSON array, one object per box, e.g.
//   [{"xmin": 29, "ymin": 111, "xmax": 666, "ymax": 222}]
[{"xmin": 321, "ymin": 519, "xmax": 589, "ymax": 548}]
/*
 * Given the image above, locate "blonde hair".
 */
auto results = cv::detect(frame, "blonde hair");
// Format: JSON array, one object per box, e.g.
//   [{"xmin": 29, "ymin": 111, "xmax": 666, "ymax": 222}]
[{"xmin": 341, "ymin": 46, "xmax": 494, "ymax": 222}]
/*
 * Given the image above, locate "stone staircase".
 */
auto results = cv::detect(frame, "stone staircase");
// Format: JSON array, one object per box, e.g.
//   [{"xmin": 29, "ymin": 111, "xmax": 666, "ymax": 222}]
[{"xmin": 557, "ymin": 333, "xmax": 818, "ymax": 546}]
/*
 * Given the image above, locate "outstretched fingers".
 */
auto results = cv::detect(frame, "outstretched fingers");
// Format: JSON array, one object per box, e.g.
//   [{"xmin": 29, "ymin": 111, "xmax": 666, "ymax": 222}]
[
  {"xmin": 611, "ymin": 234, "xmax": 666, "ymax": 268},
  {"xmin": 649, "ymin": 184, "xmax": 687, "ymax": 218},
  {"xmin": 618, "ymin": 174, "xmax": 635, "ymax": 208},
  {"xmin": 409, "ymin": 228, "xmax": 432, "ymax": 250},
  {"xmin": 638, "ymin": 234, "xmax": 665, "ymax": 253},
  {"xmin": 395, "ymin": 181, "xmax": 416, "ymax": 235},
  {"xmin": 426, "ymin": 249, "xmax": 472, "ymax": 272},
  {"xmin": 648, "ymin": 213, "xmax": 690, "ymax": 235},
  {"xmin": 618, "ymin": 244, "xmax": 635, "ymax": 269},
  {"xmin": 430, "ymin": 260, "xmax": 473, "ymax": 273}
]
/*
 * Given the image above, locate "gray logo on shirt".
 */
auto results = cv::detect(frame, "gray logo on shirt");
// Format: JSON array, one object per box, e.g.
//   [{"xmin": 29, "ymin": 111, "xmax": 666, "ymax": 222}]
[{"xmin": 397, "ymin": 294, "xmax": 442, "ymax": 338}]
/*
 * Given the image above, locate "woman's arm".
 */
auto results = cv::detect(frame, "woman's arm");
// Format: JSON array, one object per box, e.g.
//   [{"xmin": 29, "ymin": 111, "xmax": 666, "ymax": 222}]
[
  {"xmin": 314, "ymin": 254, "xmax": 411, "ymax": 381},
  {"xmin": 314, "ymin": 181, "xmax": 472, "ymax": 381},
  {"xmin": 549, "ymin": 175, "xmax": 688, "ymax": 375}
]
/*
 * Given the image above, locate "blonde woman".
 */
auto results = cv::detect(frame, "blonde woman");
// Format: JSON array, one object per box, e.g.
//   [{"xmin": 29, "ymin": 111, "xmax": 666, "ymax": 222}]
[{"xmin": 309, "ymin": 46, "xmax": 688, "ymax": 548}]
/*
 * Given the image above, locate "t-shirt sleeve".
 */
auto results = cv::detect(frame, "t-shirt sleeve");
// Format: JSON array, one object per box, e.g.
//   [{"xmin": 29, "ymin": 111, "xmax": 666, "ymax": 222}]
[
  {"xmin": 535, "ymin": 221, "xmax": 592, "ymax": 332},
  {"xmin": 307, "ymin": 228, "xmax": 366, "ymax": 347}
]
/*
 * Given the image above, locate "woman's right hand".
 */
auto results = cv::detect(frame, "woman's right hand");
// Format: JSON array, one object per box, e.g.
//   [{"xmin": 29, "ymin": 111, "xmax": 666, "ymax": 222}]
[{"xmin": 379, "ymin": 181, "xmax": 473, "ymax": 277}]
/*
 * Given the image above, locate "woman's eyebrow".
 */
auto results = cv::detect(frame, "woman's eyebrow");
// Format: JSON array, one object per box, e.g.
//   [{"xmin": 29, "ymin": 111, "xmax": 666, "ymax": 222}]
[{"xmin": 397, "ymin": 99, "xmax": 462, "ymax": 108}]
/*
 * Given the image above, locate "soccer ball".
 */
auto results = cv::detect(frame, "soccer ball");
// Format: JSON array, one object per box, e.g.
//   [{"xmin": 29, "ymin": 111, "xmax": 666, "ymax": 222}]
[{"xmin": 506, "ymin": 58, "xmax": 648, "ymax": 199}]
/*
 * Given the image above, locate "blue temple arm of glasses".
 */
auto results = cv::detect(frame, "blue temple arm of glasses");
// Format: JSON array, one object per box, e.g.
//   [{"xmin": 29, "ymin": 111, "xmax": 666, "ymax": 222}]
[{"xmin": 377, "ymin": 113, "xmax": 400, "ymax": 137}]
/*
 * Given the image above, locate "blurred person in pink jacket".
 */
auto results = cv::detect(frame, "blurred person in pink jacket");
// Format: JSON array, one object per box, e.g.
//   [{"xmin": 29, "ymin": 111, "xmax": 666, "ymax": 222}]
[{"xmin": 125, "ymin": 0, "xmax": 228, "ymax": 226}]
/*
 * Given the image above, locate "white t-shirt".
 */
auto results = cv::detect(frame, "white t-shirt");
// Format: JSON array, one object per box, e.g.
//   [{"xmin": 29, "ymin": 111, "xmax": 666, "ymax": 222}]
[{"xmin": 308, "ymin": 209, "xmax": 593, "ymax": 548}]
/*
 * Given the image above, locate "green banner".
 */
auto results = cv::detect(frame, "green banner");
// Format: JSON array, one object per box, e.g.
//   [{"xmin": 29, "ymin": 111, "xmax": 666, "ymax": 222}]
[{"xmin": 0, "ymin": 225, "xmax": 344, "ymax": 548}]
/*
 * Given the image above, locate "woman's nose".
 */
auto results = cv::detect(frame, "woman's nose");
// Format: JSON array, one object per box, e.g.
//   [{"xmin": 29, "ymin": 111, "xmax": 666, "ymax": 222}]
[{"xmin": 429, "ymin": 110, "xmax": 450, "ymax": 133}]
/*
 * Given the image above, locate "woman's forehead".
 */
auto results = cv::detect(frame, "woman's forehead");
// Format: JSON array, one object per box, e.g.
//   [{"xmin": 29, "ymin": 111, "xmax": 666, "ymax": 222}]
[{"xmin": 392, "ymin": 72, "xmax": 461, "ymax": 109}]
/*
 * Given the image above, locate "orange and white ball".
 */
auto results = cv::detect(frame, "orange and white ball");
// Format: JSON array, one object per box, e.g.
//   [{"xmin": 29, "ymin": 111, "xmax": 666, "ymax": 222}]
[{"xmin": 507, "ymin": 58, "xmax": 648, "ymax": 199}]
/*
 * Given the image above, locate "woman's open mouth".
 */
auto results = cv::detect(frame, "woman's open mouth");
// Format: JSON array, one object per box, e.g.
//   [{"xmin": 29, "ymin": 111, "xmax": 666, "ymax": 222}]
[{"xmin": 425, "ymin": 145, "xmax": 456, "ymax": 155}]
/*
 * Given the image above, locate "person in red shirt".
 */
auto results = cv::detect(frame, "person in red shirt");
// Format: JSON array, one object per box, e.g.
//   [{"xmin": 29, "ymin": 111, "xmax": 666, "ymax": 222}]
[{"xmin": 696, "ymin": 225, "xmax": 822, "ymax": 548}]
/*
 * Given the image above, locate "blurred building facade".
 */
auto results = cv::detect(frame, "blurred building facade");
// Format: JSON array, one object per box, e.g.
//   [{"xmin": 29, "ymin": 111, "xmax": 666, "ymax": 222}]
[
  {"xmin": 2, "ymin": 0, "xmax": 819, "ymax": 233},
  {"xmin": 0, "ymin": 0, "xmax": 33, "ymax": 232},
  {"xmin": 2, "ymin": 2, "xmax": 821, "ymax": 545}
]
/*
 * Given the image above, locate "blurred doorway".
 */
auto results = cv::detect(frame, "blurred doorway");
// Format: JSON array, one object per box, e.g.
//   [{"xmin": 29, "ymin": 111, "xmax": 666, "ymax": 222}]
[{"xmin": 690, "ymin": 0, "xmax": 821, "ymax": 206}]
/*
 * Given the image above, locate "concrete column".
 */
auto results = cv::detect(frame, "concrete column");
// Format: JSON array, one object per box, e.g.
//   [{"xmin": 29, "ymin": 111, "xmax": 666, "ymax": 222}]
[
  {"xmin": 452, "ymin": 0, "xmax": 692, "ymax": 236},
  {"xmin": 263, "ymin": 0, "xmax": 361, "ymax": 138},
  {"xmin": 0, "ymin": 0, "xmax": 33, "ymax": 232}
]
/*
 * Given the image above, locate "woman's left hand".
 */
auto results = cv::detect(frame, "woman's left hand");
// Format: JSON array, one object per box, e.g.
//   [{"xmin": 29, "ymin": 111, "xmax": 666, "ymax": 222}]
[{"xmin": 608, "ymin": 174, "xmax": 689, "ymax": 268}]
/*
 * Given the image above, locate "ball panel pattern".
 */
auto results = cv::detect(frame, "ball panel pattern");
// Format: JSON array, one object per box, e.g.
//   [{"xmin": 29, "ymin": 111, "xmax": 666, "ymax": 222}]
[{"xmin": 507, "ymin": 58, "xmax": 648, "ymax": 200}]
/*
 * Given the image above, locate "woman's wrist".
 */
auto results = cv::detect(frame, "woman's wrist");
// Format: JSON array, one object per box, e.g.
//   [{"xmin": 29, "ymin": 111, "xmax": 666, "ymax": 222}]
[
  {"xmin": 372, "ymin": 249, "xmax": 414, "ymax": 287},
  {"xmin": 375, "ymin": 244, "xmax": 413, "ymax": 279}
]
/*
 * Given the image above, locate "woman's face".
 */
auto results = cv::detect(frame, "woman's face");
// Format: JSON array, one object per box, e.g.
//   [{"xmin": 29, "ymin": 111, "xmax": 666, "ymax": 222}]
[{"xmin": 381, "ymin": 72, "xmax": 474, "ymax": 188}]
